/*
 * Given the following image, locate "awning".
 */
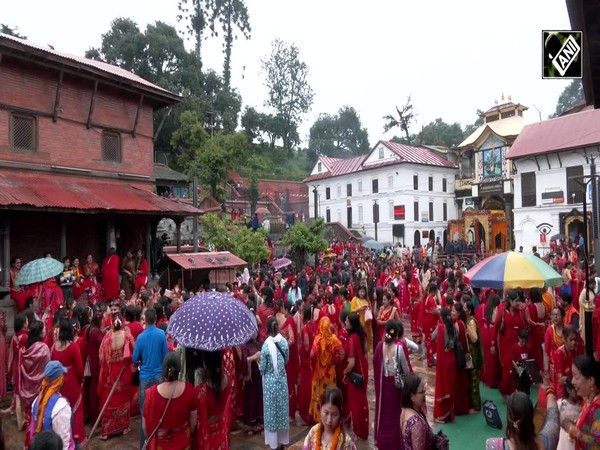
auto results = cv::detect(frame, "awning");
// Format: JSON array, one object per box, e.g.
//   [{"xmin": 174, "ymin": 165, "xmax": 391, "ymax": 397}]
[
  {"xmin": 167, "ymin": 252, "xmax": 247, "ymax": 270},
  {"xmin": 0, "ymin": 171, "xmax": 201, "ymax": 215}
]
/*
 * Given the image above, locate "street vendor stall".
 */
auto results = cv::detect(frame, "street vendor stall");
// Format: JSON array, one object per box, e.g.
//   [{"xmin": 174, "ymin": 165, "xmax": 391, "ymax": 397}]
[{"xmin": 162, "ymin": 251, "xmax": 247, "ymax": 291}]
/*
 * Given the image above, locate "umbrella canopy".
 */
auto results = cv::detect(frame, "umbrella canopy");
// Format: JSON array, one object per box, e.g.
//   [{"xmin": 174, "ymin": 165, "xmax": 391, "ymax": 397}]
[
  {"xmin": 255, "ymin": 207, "xmax": 270, "ymax": 214},
  {"xmin": 361, "ymin": 236, "xmax": 375, "ymax": 243},
  {"xmin": 364, "ymin": 239, "xmax": 384, "ymax": 251},
  {"xmin": 167, "ymin": 291, "xmax": 258, "ymax": 351},
  {"xmin": 465, "ymin": 251, "xmax": 562, "ymax": 289},
  {"xmin": 550, "ymin": 233, "xmax": 566, "ymax": 241},
  {"xmin": 272, "ymin": 257, "xmax": 292, "ymax": 270},
  {"xmin": 16, "ymin": 258, "xmax": 64, "ymax": 286}
]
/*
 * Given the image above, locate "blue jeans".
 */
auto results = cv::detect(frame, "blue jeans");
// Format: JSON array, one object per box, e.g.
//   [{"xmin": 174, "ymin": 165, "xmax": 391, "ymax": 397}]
[{"xmin": 138, "ymin": 377, "xmax": 162, "ymax": 449}]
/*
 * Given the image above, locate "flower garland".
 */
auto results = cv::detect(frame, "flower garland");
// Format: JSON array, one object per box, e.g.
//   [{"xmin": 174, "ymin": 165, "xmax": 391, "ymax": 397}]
[{"xmin": 315, "ymin": 423, "xmax": 342, "ymax": 450}]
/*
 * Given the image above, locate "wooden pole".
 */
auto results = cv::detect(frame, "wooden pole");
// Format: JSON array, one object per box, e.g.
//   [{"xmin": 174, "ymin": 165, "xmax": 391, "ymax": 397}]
[{"xmin": 84, "ymin": 366, "xmax": 126, "ymax": 449}]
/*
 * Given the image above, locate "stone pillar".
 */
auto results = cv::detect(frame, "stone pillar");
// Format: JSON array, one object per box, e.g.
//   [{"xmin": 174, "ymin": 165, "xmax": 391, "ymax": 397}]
[
  {"xmin": 2, "ymin": 218, "xmax": 9, "ymax": 288},
  {"xmin": 60, "ymin": 216, "xmax": 67, "ymax": 260},
  {"xmin": 175, "ymin": 219, "xmax": 182, "ymax": 253}
]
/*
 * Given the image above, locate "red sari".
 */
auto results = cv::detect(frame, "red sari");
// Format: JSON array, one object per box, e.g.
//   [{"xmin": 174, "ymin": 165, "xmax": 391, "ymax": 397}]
[
  {"xmin": 433, "ymin": 322, "xmax": 456, "ymax": 422},
  {"xmin": 408, "ymin": 278, "xmax": 423, "ymax": 343},
  {"xmin": 144, "ymin": 382, "xmax": 196, "ymax": 450},
  {"xmin": 420, "ymin": 295, "xmax": 438, "ymax": 366},
  {"xmin": 195, "ymin": 382, "xmax": 231, "ymax": 450},
  {"xmin": 8, "ymin": 329, "xmax": 28, "ymax": 394},
  {"xmin": 84, "ymin": 262, "xmax": 103, "ymax": 306},
  {"xmin": 544, "ymin": 325, "xmax": 564, "ymax": 381},
  {"xmin": 454, "ymin": 320, "xmax": 470, "ymax": 416},
  {"xmin": 101, "ymin": 254, "xmax": 121, "ymax": 301},
  {"xmin": 298, "ymin": 320, "xmax": 316, "ymax": 425},
  {"xmin": 10, "ymin": 267, "xmax": 30, "ymax": 312},
  {"xmin": 98, "ymin": 330, "xmax": 135, "ymax": 437},
  {"xmin": 494, "ymin": 305, "xmax": 527, "ymax": 396},
  {"xmin": 280, "ymin": 316, "xmax": 298, "ymax": 419},
  {"xmin": 477, "ymin": 304, "xmax": 500, "ymax": 388},
  {"xmin": 257, "ymin": 303, "xmax": 275, "ymax": 342},
  {"xmin": 346, "ymin": 333, "xmax": 369, "ymax": 440},
  {"xmin": 527, "ymin": 303, "xmax": 546, "ymax": 372},
  {"xmin": 135, "ymin": 259, "xmax": 149, "ymax": 293},
  {"xmin": 553, "ymin": 344, "xmax": 583, "ymax": 398},
  {"xmin": 377, "ymin": 306, "xmax": 400, "ymax": 341},
  {"xmin": 52, "ymin": 342, "xmax": 85, "ymax": 443}
]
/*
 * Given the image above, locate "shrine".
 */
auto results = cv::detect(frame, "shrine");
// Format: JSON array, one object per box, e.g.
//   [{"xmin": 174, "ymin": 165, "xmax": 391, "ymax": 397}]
[{"xmin": 448, "ymin": 209, "xmax": 509, "ymax": 256}]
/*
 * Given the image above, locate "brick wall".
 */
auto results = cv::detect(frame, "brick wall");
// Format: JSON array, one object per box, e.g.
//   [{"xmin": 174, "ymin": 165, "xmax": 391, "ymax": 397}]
[{"xmin": 0, "ymin": 57, "xmax": 155, "ymax": 178}]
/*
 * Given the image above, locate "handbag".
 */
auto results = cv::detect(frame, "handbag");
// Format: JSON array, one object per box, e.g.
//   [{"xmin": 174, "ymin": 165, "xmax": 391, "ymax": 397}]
[
  {"xmin": 455, "ymin": 338, "xmax": 467, "ymax": 370},
  {"xmin": 394, "ymin": 345, "xmax": 407, "ymax": 390},
  {"xmin": 433, "ymin": 430, "xmax": 450, "ymax": 450},
  {"xmin": 364, "ymin": 307, "xmax": 373, "ymax": 322},
  {"xmin": 142, "ymin": 385, "xmax": 176, "ymax": 450},
  {"xmin": 132, "ymin": 367, "xmax": 140, "ymax": 387},
  {"xmin": 483, "ymin": 399, "xmax": 503, "ymax": 429},
  {"xmin": 348, "ymin": 344, "xmax": 365, "ymax": 387}
]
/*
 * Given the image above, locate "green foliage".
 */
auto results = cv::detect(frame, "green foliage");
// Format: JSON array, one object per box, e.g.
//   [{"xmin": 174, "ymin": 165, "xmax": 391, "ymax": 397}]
[
  {"xmin": 462, "ymin": 109, "xmax": 485, "ymax": 137},
  {"xmin": 1, "ymin": 24, "xmax": 26, "ymax": 39},
  {"xmin": 283, "ymin": 218, "xmax": 328, "ymax": 266},
  {"xmin": 261, "ymin": 39, "xmax": 314, "ymax": 152},
  {"xmin": 170, "ymin": 111, "xmax": 210, "ymax": 167},
  {"xmin": 177, "ymin": 0, "xmax": 210, "ymax": 60},
  {"xmin": 383, "ymin": 96, "xmax": 415, "ymax": 143},
  {"xmin": 309, "ymin": 106, "xmax": 370, "ymax": 157},
  {"xmin": 416, "ymin": 118, "xmax": 466, "ymax": 148},
  {"xmin": 200, "ymin": 214, "xmax": 268, "ymax": 266},
  {"xmin": 549, "ymin": 80, "xmax": 584, "ymax": 118}
]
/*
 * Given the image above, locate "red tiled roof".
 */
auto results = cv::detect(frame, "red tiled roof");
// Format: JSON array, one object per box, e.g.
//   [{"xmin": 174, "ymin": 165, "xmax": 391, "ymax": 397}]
[
  {"xmin": 167, "ymin": 252, "xmax": 246, "ymax": 270},
  {"xmin": 380, "ymin": 141, "xmax": 457, "ymax": 168},
  {"xmin": 0, "ymin": 33, "xmax": 179, "ymax": 102},
  {"xmin": 304, "ymin": 141, "xmax": 456, "ymax": 182},
  {"xmin": 506, "ymin": 108, "xmax": 600, "ymax": 160},
  {"xmin": 0, "ymin": 172, "xmax": 201, "ymax": 215}
]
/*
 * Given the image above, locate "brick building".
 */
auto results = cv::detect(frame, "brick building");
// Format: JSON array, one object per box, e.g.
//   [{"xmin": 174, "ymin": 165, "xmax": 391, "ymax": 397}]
[{"xmin": 0, "ymin": 33, "xmax": 200, "ymax": 287}]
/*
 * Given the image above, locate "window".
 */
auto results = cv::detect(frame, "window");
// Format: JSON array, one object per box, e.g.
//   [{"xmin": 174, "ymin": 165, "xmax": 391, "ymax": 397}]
[
  {"xmin": 102, "ymin": 131, "xmax": 122, "ymax": 162},
  {"xmin": 394, "ymin": 205, "xmax": 405, "ymax": 220},
  {"xmin": 443, "ymin": 202, "xmax": 448, "ymax": 221},
  {"xmin": 379, "ymin": 147, "xmax": 384, "ymax": 159},
  {"xmin": 428, "ymin": 176, "xmax": 433, "ymax": 191},
  {"xmin": 347, "ymin": 183, "xmax": 352, "ymax": 197},
  {"xmin": 372, "ymin": 178, "xmax": 379, "ymax": 193},
  {"xmin": 325, "ymin": 187, "xmax": 331, "ymax": 200},
  {"xmin": 521, "ymin": 172, "xmax": 536, "ymax": 207},
  {"xmin": 358, "ymin": 204, "xmax": 363, "ymax": 222},
  {"xmin": 413, "ymin": 175, "xmax": 418, "ymax": 190},
  {"xmin": 388, "ymin": 174, "xmax": 394, "ymax": 189},
  {"xmin": 429, "ymin": 202, "xmax": 434, "ymax": 221},
  {"xmin": 337, "ymin": 210, "xmax": 342, "ymax": 222},
  {"xmin": 389, "ymin": 201, "xmax": 394, "ymax": 219},
  {"xmin": 11, "ymin": 114, "xmax": 36, "ymax": 151},
  {"xmin": 567, "ymin": 166, "xmax": 584, "ymax": 204},
  {"xmin": 442, "ymin": 178, "xmax": 447, "ymax": 192},
  {"xmin": 318, "ymin": 162, "xmax": 322, "ymax": 172},
  {"xmin": 358, "ymin": 179, "xmax": 363, "ymax": 193},
  {"xmin": 337, "ymin": 185, "xmax": 342, "ymax": 198},
  {"xmin": 414, "ymin": 201, "xmax": 419, "ymax": 222},
  {"xmin": 326, "ymin": 208, "xmax": 331, "ymax": 223}
]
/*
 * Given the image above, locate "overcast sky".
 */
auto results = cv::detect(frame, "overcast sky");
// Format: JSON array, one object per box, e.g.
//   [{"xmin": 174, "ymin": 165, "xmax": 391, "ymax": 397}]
[{"xmin": 4, "ymin": 0, "xmax": 574, "ymax": 146}]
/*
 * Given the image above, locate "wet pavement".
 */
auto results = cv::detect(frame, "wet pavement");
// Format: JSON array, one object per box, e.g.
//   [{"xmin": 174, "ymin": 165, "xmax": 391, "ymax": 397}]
[{"xmin": 4, "ymin": 318, "xmax": 436, "ymax": 449}]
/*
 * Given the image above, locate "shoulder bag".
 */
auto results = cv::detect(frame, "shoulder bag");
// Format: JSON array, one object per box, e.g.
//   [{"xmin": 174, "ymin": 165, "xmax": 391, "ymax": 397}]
[
  {"xmin": 348, "ymin": 340, "xmax": 365, "ymax": 387},
  {"xmin": 142, "ymin": 384, "xmax": 177, "ymax": 450},
  {"xmin": 394, "ymin": 344, "xmax": 407, "ymax": 390}
]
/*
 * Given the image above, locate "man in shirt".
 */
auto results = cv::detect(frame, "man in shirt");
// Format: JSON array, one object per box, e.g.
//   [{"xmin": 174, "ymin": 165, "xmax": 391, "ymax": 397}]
[{"xmin": 133, "ymin": 307, "xmax": 168, "ymax": 449}]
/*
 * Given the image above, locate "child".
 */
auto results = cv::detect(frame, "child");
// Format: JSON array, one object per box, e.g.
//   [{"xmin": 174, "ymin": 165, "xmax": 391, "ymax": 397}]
[
  {"xmin": 512, "ymin": 330, "xmax": 533, "ymax": 394},
  {"xmin": 557, "ymin": 378, "xmax": 582, "ymax": 450},
  {"xmin": 303, "ymin": 387, "xmax": 356, "ymax": 450}
]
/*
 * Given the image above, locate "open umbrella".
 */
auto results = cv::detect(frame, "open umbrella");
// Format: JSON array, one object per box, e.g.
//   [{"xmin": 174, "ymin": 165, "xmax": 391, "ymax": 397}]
[
  {"xmin": 15, "ymin": 258, "xmax": 64, "ymax": 286},
  {"xmin": 550, "ymin": 233, "xmax": 566, "ymax": 241},
  {"xmin": 167, "ymin": 291, "xmax": 258, "ymax": 351},
  {"xmin": 364, "ymin": 239, "xmax": 384, "ymax": 251},
  {"xmin": 464, "ymin": 251, "xmax": 562, "ymax": 290},
  {"xmin": 255, "ymin": 207, "xmax": 270, "ymax": 214},
  {"xmin": 272, "ymin": 257, "xmax": 292, "ymax": 270}
]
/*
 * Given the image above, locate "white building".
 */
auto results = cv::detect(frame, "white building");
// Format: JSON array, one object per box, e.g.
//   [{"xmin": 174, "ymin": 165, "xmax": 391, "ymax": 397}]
[
  {"xmin": 304, "ymin": 140, "xmax": 459, "ymax": 247},
  {"xmin": 507, "ymin": 106, "xmax": 600, "ymax": 254}
]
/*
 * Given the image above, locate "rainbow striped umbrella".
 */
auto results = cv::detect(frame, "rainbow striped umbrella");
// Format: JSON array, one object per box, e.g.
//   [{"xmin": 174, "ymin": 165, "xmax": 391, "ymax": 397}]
[{"xmin": 464, "ymin": 251, "xmax": 562, "ymax": 289}]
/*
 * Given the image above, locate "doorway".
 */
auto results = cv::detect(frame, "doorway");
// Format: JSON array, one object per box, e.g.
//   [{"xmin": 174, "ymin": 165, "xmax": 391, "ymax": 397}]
[
  {"xmin": 429, "ymin": 229, "xmax": 435, "ymax": 245},
  {"xmin": 414, "ymin": 230, "xmax": 421, "ymax": 247},
  {"xmin": 443, "ymin": 229, "xmax": 448, "ymax": 247}
]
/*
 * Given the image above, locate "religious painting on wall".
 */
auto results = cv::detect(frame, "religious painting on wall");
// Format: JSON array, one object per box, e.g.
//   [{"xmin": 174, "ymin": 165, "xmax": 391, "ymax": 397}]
[{"xmin": 482, "ymin": 147, "xmax": 503, "ymax": 178}]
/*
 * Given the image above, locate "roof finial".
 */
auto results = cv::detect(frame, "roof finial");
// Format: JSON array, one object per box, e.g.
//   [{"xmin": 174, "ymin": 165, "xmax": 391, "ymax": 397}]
[
  {"xmin": 495, "ymin": 98, "xmax": 498, "ymax": 105},
  {"xmin": 501, "ymin": 92, "xmax": 505, "ymax": 101},
  {"xmin": 508, "ymin": 94, "xmax": 512, "ymax": 102}
]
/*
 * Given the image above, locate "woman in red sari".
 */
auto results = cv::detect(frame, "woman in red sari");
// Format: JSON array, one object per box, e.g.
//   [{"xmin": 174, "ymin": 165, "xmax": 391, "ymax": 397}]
[
  {"xmin": 278, "ymin": 300, "xmax": 299, "ymax": 420},
  {"xmin": 194, "ymin": 350, "xmax": 231, "ymax": 450},
  {"xmin": 143, "ymin": 353, "xmax": 197, "ymax": 450},
  {"xmin": 98, "ymin": 317, "xmax": 135, "ymax": 440},
  {"xmin": 526, "ymin": 288, "xmax": 547, "ymax": 373},
  {"xmin": 342, "ymin": 313, "xmax": 369, "ymax": 441},
  {"xmin": 319, "ymin": 294, "xmax": 339, "ymax": 334},
  {"xmin": 451, "ymin": 302, "xmax": 471, "ymax": 416},
  {"xmin": 86, "ymin": 310, "xmax": 104, "ymax": 424},
  {"xmin": 5, "ymin": 313, "xmax": 27, "ymax": 422},
  {"xmin": 553, "ymin": 325, "xmax": 583, "ymax": 398},
  {"xmin": 432, "ymin": 308, "xmax": 457, "ymax": 423},
  {"xmin": 544, "ymin": 306, "xmax": 565, "ymax": 381},
  {"xmin": 494, "ymin": 290, "xmax": 527, "ymax": 397},
  {"xmin": 376, "ymin": 293, "xmax": 400, "ymax": 342},
  {"xmin": 101, "ymin": 248, "xmax": 120, "ymax": 302},
  {"xmin": 9, "ymin": 257, "xmax": 30, "ymax": 312},
  {"xmin": 19, "ymin": 320, "xmax": 51, "ymax": 448},
  {"xmin": 420, "ymin": 283, "xmax": 439, "ymax": 367},
  {"xmin": 298, "ymin": 306, "xmax": 316, "ymax": 425},
  {"xmin": 135, "ymin": 249, "xmax": 149, "ymax": 294},
  {"xmin": 479, "ymin": 294, "xmax": 501, "ymax": 388},
  {"xmin": 83, "ymin": 253, "xmax": 103, "ymax": 306},
  {"xmin": 408, "ymin": 271, "xmax": 423, "ymax": 344},
  {"xmin": 257, "ymin": 287, "xmax": 275, "ymax": 341},
  {"xmin": 51, "ymin": 317, "xmax": 86, "ymax": 445}
]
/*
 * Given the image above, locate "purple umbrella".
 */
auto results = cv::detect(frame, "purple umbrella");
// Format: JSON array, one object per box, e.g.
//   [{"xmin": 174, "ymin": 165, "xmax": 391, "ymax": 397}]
[
  {"xmin": 271, "ymin": 257, "xmax": 292, "ymax": 270},
  {"xmin": 167, "ymin": 291, "xmax": 258, "ymax": 351}
]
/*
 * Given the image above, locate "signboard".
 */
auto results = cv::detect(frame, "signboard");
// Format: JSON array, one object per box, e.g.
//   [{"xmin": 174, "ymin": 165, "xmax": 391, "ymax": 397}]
[
  {"xmin": 394, "ymin": 205, "xmax": 405, "ymax": 220},
  {"xmin": 421, "ymin": 212, "xmax": 429, "ymax": 222},
  {"xmin": 541, "ymin": 190, "xmax": 564, "ymax": 204},
  {"xmin": 478, "ymin": 181, "xmax": 503, "ymax": 194}
]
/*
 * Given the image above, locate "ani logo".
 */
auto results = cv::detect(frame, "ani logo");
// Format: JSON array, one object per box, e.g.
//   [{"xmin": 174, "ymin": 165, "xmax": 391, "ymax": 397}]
[{"xmin": 542, "ymin": 31, "xmax": 582, "ymax": 79}]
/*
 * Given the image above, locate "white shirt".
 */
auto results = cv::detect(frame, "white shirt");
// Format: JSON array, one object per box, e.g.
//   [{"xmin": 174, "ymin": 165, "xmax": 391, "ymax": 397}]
[{"xmin": 32, "ymin": 396, "xmax": 72, "ymax": 450}]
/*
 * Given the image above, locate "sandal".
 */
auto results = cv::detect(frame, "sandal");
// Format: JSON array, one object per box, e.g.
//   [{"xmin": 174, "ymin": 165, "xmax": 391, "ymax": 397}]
[
  {"xmin": 123, "ymin": 428, "xmax": 131, "ymax": 436},
  {"xmin": 99, "ymin": 435, "xmax": 109, "ymax": 441}
]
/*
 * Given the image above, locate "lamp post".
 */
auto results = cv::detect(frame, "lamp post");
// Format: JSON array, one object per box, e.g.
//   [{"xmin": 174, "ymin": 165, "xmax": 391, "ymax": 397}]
[
  {"xmin": 373, "ymin": 200, "xmax": 379, "ymax": 241},
  {"xmin": 312, "ymin": 185, "xmax": 319, "ymax": 219}
]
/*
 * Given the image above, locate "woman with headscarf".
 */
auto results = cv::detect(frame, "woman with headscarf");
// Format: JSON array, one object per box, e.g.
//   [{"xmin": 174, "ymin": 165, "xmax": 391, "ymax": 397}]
[
  {"xmin": 98, "ymin": 316, "xmax": 135, "ymax": 440},
  {"xmin": 309, "ymin": 317, "xmax": 343, "ymax": 423},
  {"xmin": 28, "ymin": 361, "xmax": 76, "ymax": 450},
  {"xmin": 259, "ymin": 317, "xmax": 290, "ymax": 450},
  {"xmin": 350, "ymin": 285, "xmax": 373, "ymax": 353},
  {"xmin": 18, "ymin": 320, "xmax": 51, "ymax": 447}
]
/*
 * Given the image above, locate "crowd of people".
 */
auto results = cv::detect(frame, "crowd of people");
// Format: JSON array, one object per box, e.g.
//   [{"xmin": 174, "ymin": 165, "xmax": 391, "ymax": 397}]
[{"xmin": 3, "ymin": 237, "xmax": 600, "ymax": 449}]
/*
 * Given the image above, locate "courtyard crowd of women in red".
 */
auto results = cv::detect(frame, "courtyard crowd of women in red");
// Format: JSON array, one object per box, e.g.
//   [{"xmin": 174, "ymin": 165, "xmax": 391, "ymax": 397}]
[{"xmin": 4, "ymin": 238, "xmax": 600, "ymax": 449}]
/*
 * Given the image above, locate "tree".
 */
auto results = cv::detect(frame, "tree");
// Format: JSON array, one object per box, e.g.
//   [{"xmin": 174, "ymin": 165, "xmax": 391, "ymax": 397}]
[
  {"xmin": 549, "ymin": 80, "xmax": 584, "ymax": 118},
  {"xmin": 416, "ymin": 118, "xmax": 465, "ymax": 148},
  {"xmin": 233, "ymin": 226, "xmax": 269, "ymax": 266},
  {"xmin": 170, "ymin": 111, "xmax": 210, "ymax": 167},
  {"xmin": 462, "ymin": 109, "xmax": 484, "ymax": 137},
  {"xmin": 309, "ymin": 106, "xmax": 369, "ymax": 157},
  {"xmin": 241, "ymin": 107, "xmax": 284, "ymax": 147},
  {"xmin": 283, "ymin": 218, "xmax": 328, "ymax": 267},
  {"xmin": 261, "ymin": 39, "xmax": 314, "ymax": 152},
  {"xmin": 208, "ymin": 0, "xmax": 251, "ymax": 89},
  {"xmin": 1, "ymin": 24, "xmax": 26, "ymax": 39},
  {"xmin": 383, "ymin": 96, "xmax": 415, "ymax": 143},
  {"xmin": 177, "ymin": 0, "xmax": 211, "ymax": 61}
]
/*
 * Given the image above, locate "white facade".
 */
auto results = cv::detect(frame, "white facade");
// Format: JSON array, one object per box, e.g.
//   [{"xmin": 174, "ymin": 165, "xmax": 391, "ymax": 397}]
[
  {"xmin": 513, "ymin": 151, "xmax": 589, "ymax": 255},
  {"xmin": 306, "ymin": 143, "xmax": 459, "ymax": 247}
]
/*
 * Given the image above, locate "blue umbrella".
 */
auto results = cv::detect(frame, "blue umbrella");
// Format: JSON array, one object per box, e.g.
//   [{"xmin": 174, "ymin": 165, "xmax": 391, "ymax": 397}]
[
  {"xmin": 167, "ymin": 291, "xmax": 258, "ymax": 351},
  {"xmin": 363, "ymin": 239, "xmax": 384, "ymax": 251},
  {"xmin": 15, "ymin": 258, "xmax": 64, "ymax": 286}
]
